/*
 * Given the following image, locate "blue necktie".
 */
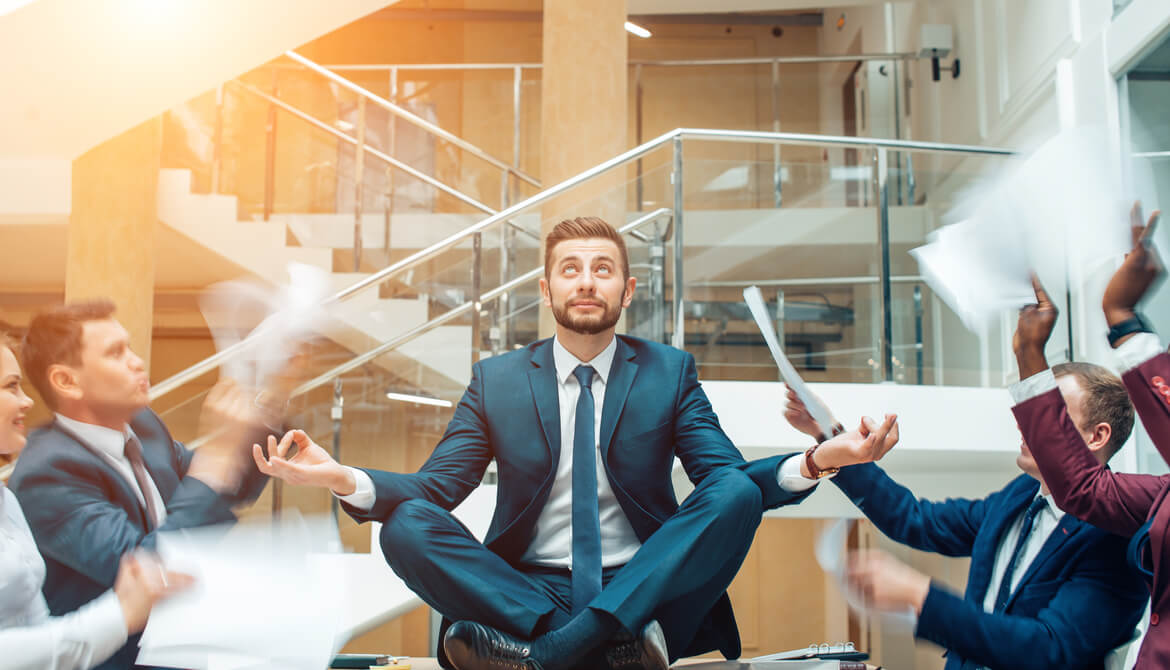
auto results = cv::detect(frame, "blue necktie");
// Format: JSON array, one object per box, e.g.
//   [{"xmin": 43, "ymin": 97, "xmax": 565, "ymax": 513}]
[
  {"xmin": 570, "ymin": 364, "xmax": 602, "ymax": 613},
  {"xmin": 993, "ymin": 496, "xmax": 1048, "ymax": 612}
]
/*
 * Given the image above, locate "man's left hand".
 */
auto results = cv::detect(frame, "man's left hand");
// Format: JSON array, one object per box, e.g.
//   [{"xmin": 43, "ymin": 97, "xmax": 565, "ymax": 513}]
[
  {"xmin": 803, "ymin": 414, "xmax": 899, "ymax": 475},
  {"xmin": 846, "ymin": 549, "xmax": 930, "ymax": 615}
]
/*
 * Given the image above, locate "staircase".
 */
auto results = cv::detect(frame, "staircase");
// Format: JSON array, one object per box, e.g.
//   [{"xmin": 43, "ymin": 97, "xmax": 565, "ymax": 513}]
[{"xmin": 156, "ymin": 167, "xmax": 474, "ymax": 391}]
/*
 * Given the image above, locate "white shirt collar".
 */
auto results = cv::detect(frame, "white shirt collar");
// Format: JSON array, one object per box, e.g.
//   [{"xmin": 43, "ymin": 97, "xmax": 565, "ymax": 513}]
[
  {"xmin": 552, "ymin": 336, "xmax": 618, "ymax": 386},
  {"xmin": 1037, "ymin": 490, "xmax": 1066, "ymax": 522},
  {"xmin": 54, "ymin": 413, "xmax": 134, "ymax": 460}
]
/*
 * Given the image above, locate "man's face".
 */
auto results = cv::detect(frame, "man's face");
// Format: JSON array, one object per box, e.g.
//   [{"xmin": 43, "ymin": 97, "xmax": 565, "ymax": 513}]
[
  {"xmin": 540, "ymin": 237, "xmax": 635, "ymax": 336},
  {"xmin": 67, "ymin": 319, "xmax": 150, "ymax": 420},
  {"xmin": 1017, "ymin": 374, "xmax": 1092, "ymax": 478}
]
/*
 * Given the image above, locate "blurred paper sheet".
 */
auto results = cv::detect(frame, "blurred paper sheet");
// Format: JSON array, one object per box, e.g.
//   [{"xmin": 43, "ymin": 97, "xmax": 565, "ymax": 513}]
[
  {"xmin": 912, "ymin": 127, "xmax": 1132, "ymax": 334},
  {"xmin": 743, "ymin": 286, "xmax": 837, "ymax": 436},
  {"xmin": 200, "ymin": 262, "xmax": 332, "ymax": 390},
  {"xmin": 816, "ymin": 519, "xmax": 915, "ymax": 631},
  {"xmin": 137, "ymin": 514, "xmax": 344, "ymax": 670}
]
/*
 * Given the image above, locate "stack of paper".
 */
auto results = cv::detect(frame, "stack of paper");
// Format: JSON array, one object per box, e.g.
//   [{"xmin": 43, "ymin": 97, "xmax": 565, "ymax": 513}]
[{"xmin": 137, "ymin": 515, "xmax": 344, "ymax": 670}]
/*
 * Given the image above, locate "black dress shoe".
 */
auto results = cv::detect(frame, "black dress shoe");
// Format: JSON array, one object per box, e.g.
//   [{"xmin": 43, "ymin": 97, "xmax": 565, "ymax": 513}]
[
  {"xmin": 605, "ymin": 620, "xmax": 668, "ymax": 670},
  {"xmin": 443, "ymin": 620, "xmax": 545, "ymax": 670}
]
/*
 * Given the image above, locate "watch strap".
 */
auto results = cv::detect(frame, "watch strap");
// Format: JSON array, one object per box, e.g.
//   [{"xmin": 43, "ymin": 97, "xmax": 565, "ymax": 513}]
[{"xmin": 1107, "ymin": 313, "xmax": 1152, "ymax": 347}]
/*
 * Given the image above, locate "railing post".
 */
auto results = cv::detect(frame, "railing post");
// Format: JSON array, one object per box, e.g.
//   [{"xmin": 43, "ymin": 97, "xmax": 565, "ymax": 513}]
[
  {"xmin": 635, "ymin": 64, "xmax": 644, "ymax": 211},
  {"xmin": 649, "ymin": 222, "xmax": 666, "ymax": 344},
  {"xmin": 353, "ymin": 96, "xmax": 367, "ymax": 272},
  {"xmin": 500, "ymin": 168, "xmax": 510, "ymax": 210},
  {"xmin": 263, "ymin": 69, "xmax": 279, "ymax": 222},
  {"xmin": 671, "ymin": 137, "xmax": 684, "ymax": 349},
  {"xmin": 874, "ymin": 147, "xmax": 894, "ymax": 382},
  {"xmin": 330, "ymin": 378, "xmax": 344, "ymax": 522},
  {"xmin": 771, "ymin": 59, "xmax": 782, "ymax": 208},
  {"xmin": 471, "ymin": 232, "xmax": 483, "ymax": 364},
  {"xmin": 906, "ymin": 152, "xmax": 916, "ymax": 204},
  {"xmin": 512, "ymin": 65, "xmax": 522, "ymax": 206},
  {"xmin": 212, "ymin": 83, "xmax": 224, "ymax": 194},
  {"xmin": 498, "ymin": 220, "xmax": 513, "ymax": 352},
  {"xmin": 914, "ymin": 284, "xmax": 924, "ymax": 385}
]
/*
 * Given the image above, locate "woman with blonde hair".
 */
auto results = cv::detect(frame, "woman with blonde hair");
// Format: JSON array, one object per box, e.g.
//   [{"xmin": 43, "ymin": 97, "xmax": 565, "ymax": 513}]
[{"xmin": 0, "ymin": 330, "xmax": 188, "ymax": 670}]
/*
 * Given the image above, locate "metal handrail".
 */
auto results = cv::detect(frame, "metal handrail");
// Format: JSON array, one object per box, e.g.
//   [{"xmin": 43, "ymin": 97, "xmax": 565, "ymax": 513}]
[
  {"xmin": 230, "ymin": 80, "xmax": 497, "ymax": 216},
  {"xmin": 316, "ymin": 52, "xmax": 921, "ymax": 71},
  {"xmin": 150, "ymin": 128, "xmax": 1012, "ymax": 400},
  {"xmin": 285, "ymin": 51, "xmax": 541, "ymax": 188}
]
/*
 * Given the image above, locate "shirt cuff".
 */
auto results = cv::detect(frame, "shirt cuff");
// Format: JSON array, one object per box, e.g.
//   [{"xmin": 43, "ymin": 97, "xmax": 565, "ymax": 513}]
[
  {"xmin": 777, "ymin": 453, "xmax": 820, "ymax": 492},
  {"xmin": 1009, "ymin": 368, "xmax": 1057, "ymax": 404},
  {"xmin": 334, "ymin": 467, "xmax": 376, "ymax": 511},
  {"xmin": 1117, "ymin": 332, "xmax": 1163, "ymax": 370},
  {"xmin": 82, "ymin": 590, "xmax": 130, "ymax": 663}
]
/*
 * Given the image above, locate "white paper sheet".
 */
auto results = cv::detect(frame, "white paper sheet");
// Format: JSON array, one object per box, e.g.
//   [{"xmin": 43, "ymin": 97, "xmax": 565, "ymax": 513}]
[
  {"xmin": 911, "ymin": 126, "xmax": 1133, "ymax": 334},
  {"xmin": 137, "ymin": 514, "xmax": 345, "ymax": 670},
  {"xmin": 743, "ymin": 286, "xmax": 837, "ymax": 437}
]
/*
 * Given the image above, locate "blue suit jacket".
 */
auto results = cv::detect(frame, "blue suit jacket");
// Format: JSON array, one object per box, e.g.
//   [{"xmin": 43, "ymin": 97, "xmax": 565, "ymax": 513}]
[
  {"xmin": 833, "ymin": 463, "xmax": 1146, "ymax": 670},
  {"xmin": 343, "ymin": 335, "xmax": 808, "ymax": 658},
  {"xmin": 10, "ymin": 408, "xmax": 269, "ymax": 670}
]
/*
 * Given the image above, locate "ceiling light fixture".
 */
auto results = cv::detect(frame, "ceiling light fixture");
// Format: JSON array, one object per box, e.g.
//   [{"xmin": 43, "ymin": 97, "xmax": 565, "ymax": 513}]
[
  {"xmin": 386, "ymin": 391, "xmax": 453, "ymax": 408},
  {"xmin": 624, "ymin": 21, "xmax": 651, "ymax": 38}
]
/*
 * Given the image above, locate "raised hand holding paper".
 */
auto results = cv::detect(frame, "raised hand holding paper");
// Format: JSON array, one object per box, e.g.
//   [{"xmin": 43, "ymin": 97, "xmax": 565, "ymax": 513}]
[
  {"xmin": 910, "ymin": 127, "xmax": 1133, "ymax": 334},
  {"xmin": 743, "ymin": 285, "xmax": 837, "ymax": 437}
]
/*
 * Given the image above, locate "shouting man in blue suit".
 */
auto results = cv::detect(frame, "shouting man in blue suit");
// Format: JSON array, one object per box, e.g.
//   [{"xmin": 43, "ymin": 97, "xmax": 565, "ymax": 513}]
[
  {"xmin": 255, "ymin": 217, "xmax": 898, "ymax": 670},
  {"xmin": 785, "ymin": 366, "xmax": 1148, "ymax": 670}
]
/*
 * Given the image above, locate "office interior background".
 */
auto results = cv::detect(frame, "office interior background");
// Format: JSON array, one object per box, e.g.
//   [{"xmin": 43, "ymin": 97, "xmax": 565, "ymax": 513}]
[{"xmin": 2, "ymin": 0, "xmax": 1169, "ymax": 667}]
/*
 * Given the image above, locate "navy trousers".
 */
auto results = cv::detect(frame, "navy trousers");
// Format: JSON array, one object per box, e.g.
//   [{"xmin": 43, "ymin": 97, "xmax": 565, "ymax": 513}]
[{"xmin": 378, "ymin": 467, "xmax": 764, "ymax": 662}]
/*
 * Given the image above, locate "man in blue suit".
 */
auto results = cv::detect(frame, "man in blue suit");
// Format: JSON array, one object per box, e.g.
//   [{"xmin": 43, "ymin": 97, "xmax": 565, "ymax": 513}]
[
  {"xmin": 784, "ymin": 365, "xmax": 1148, "ymax": 670},
  {"xmin": 11, "ymin": 300, "xmax": 273, "ymax": 670},
  {"xmin": 255, "ymin": 217, "xmax": 898, "ymax": 670}
]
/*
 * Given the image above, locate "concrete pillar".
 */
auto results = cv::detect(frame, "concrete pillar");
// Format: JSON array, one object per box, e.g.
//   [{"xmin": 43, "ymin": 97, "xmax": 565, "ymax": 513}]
[
  {"xmin": 67, "ymin": 117, "xmax": 161, "ymax": 367},
  {"xmin": 539, "ymin": 0, "xmax": 629, "ymax": 336}
]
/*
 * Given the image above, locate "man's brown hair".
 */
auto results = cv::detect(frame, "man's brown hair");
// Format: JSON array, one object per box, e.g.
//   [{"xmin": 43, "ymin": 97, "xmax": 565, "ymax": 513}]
[
  {"xmin": 543, "ymin": 217, "xmax": 630, "ymax": 281},
  {"xmin": 22, "ymin": 299, "xmax": 117, "ymax": 411},
  {"xmin": 1052, "ymin": 361, "xmax": 1135, "ymax": 459}
]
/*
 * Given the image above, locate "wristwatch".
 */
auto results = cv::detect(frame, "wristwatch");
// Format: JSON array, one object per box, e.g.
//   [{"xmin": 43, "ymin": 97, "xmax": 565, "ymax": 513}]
[
  {"xmin": 1107, "ymin": 313, "xmax": 1152, "ymax": 347},
  {"xmin": 804, "ymin": 443, "xmax": 840, "ymax": 479}
]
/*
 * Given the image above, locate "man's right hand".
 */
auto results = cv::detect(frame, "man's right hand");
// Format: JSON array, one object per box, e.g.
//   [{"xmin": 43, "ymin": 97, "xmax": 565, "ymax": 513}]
[
  {"xmin": 188, "ymin": 378, "xmax": 268, "ymax": 493},
  {"xmin": 252, "ymin": 429, "xmax": 356, "ymax": 495},
  {"xmin": 1102, "ymin": 201, "xmax": 1162, "ymax": 334},
  {"xmin": 113, "ymin": 553, "xmax": 193, "ymax": 634}
]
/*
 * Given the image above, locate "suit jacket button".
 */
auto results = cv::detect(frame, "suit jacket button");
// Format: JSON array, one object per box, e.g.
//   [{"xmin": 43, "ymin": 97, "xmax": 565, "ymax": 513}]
[{"xmin": 1152, "ymin": 613, "xmax": 1160, "ymax": 626}]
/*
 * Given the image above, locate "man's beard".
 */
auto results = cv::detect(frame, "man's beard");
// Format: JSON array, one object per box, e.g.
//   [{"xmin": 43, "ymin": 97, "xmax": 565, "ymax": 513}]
[{"xmin": 551, "ymin": 297, "xmax": 624, "ymax": 335}]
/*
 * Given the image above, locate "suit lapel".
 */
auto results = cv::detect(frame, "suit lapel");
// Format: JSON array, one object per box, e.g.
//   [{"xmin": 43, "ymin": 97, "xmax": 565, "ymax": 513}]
[
  {"xmin": 970, "ymin": 479, "xmax": 1038, "ymax": 602},
  {"xmin": 1003, "ymin": 513, "xmax": 1082, "ymax": 610},
  {"xmin": 49, "ymin": 419, "xmax": 152, "ymax": 529},
  {"xmin": 599, "ymin": 338, "xmax": 638, "ymax": 462},
  {"xmin": 528, "ymin": 340, "xmax": 562, "ymax": 472}
]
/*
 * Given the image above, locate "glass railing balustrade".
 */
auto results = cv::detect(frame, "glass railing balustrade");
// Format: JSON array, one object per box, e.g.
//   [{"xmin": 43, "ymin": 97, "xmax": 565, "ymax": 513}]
[{"xmin": 149, "ymin": 130, "xmax": 1014, "ymax": 529}]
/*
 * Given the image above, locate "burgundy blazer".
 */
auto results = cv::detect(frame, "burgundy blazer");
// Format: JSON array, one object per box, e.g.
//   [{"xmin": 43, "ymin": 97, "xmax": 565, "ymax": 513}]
[{"xmin": 1013, "ymin": 352, "xmax": 1170, "ymax": 669}]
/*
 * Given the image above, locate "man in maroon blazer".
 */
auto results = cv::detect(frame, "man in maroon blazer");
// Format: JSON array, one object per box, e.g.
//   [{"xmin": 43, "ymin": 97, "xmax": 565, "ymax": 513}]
[{"xmin": 1011, "ymin": 204, "xmax": 1169, "ymax": 669}]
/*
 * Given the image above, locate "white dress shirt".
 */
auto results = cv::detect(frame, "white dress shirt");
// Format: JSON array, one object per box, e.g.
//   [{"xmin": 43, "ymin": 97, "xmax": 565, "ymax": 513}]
[
  {"xmin": 0, "ymin": 486, "xmax": 127, "ymax": 670},
  {"xmin": 520, "ymin": 336, "xmax": 641, "ymax": 567},
  {"xmin": 54, "ymin": 414, "xmax": 167, "ymax": 528}
]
